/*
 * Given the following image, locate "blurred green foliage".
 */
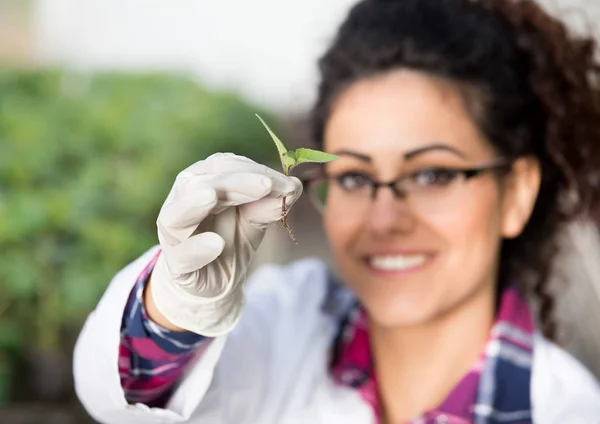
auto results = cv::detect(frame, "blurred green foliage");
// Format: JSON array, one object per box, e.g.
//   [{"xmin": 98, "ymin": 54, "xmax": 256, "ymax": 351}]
[{"xmin": 0, "ymin": 67, "xmax": 282, "ymax": 402}]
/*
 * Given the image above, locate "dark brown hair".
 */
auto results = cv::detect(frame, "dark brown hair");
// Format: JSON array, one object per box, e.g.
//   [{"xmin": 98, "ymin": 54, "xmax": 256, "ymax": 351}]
[{"xmin": 310, "ymin": 0, "xmax": 600, "ymax": 340}]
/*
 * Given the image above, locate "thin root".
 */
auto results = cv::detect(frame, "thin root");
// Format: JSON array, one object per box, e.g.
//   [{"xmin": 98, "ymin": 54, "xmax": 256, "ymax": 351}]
[{"xmin": 281, "ymin": 197, "xmax": 298, "ymax": 244}]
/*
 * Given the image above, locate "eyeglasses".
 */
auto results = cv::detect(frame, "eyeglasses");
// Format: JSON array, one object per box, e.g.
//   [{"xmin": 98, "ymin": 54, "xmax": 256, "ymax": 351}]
[{"xmin": 302, "ymin": 158, "xmax": 512, "ymax": 215}]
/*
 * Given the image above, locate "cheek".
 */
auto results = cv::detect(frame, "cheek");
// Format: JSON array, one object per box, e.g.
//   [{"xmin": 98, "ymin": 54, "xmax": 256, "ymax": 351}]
[
  {"xmin": 427, "ymin": 185, "xmax": 503, "ymax": 267},
  {"xmin": 323, "ymin": 201, "xmax": 360, "ymax": 255},
  {"xmin": 323, "ymin": 206, "xmax": 345, "ymax": 250}
]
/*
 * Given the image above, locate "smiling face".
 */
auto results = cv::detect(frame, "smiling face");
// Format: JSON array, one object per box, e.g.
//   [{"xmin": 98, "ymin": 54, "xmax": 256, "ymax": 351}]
[{"xmin": 321, "ymin": 70, "xmax": 540, "ymax": 329}]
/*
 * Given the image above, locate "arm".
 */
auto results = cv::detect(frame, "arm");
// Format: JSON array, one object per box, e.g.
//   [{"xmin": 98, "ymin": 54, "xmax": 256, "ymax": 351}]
[
  {"xmin": 74, "ymin": 249, "xmax": 344, "ymax": 424},
  {"xmin": 119, "ymin": 250, "xmax": 211, "ymax": 407},
  {"xmin": 73, "ymin": 247, "xmax": 230, "ymax": 424},
  {"xmin": 73, "ymin": 154, "xmax": 303, "ymax": 424}
]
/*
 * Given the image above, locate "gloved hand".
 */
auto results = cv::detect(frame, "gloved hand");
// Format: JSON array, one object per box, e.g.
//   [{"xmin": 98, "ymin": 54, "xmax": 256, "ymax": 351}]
[{"xmin": 149, "ymin": 153, "xmax": 303, "ymax": 336}]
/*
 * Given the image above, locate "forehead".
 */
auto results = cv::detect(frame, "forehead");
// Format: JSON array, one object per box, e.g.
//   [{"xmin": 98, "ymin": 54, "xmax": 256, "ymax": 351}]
[{"xmin": 323, "ymin": 70, "xmax": 493, "ymax": 161}]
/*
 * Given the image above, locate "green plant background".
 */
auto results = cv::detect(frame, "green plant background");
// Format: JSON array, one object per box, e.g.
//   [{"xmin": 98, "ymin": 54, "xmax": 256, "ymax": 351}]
[{"xmin": 0, "ymin": 67, "xmax": 282, "ymax": 405}]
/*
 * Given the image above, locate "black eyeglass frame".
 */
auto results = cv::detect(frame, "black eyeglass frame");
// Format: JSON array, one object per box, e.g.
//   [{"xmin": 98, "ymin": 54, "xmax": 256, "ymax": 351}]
[{"xmin": 300, "ymin": 157, "xmax": 513, "ymax": 206}]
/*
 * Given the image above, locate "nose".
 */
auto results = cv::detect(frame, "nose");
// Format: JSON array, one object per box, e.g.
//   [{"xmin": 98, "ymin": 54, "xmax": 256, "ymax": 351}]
[{"xmin": 365, "ymin": 186, "xmax": 416, "ymax": 236}]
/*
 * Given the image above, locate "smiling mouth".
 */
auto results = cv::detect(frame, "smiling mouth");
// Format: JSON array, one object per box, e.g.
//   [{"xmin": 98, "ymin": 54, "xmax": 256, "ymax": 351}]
[{"xmin": 366, "ymin": 254, "xmax": 431, "ymax": 273}]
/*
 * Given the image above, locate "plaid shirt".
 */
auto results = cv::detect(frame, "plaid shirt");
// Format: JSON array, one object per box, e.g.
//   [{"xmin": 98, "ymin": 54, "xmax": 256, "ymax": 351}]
[
  {"xmin": 331, "ymin": 287, "xmax": 534, "ymax": 424},
  {"xmin": 120, "ymin": 258, "xmax": 534, "ymax": 423},
  {"xmin": 119, "ymin": 251, "xmax": 212, "ymax": 406}
]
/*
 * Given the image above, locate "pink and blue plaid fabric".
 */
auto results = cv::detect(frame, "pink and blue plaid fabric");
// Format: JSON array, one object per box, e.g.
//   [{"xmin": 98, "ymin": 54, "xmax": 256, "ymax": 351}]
[
  {"xmin": 119, "ymin": 251, "xmax": 212, "ymax": 406},
  {"xmin": 120, "ymin": 258, "xmax": 534, "ymax": 423},
  {"xmin": 331, "ymin": 287, "xmax": 534, "ymax": 424}
]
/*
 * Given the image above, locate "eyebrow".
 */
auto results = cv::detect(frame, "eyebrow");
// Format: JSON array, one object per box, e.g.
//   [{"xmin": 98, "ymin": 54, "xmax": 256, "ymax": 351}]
[
  {"xmin": 331, "ymin": 149, "xmax": 372, "ymax": 162},
  {"xmin": 404, "ymin": 144, "xmax": 466, "ymax": 159},
  {"xmin": 332, "ymin": 144, "xmax": 466, "ymax": 162}
]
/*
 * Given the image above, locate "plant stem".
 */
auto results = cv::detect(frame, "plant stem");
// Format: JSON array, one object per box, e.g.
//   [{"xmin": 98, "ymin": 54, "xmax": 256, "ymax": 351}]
[{"xmin": 281, "ymin": 197, "xmax": 297, "ymax": 244}]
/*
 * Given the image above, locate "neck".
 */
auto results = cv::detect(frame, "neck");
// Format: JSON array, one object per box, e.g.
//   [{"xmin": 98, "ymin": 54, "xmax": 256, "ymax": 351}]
[{"xmin": 369, "ymin": 284, "xmax": 495, "ymax": 424}]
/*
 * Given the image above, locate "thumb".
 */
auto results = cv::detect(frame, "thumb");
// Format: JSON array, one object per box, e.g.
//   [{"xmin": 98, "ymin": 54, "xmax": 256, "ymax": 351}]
[{"xmin": 162, "ymin": 232, "xmax": 225, "ymax": 276}]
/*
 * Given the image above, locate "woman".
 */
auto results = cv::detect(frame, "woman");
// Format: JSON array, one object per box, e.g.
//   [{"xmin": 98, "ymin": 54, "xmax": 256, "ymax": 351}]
[{"xmin": 73, "ymin": 0, "xmax": 600, "ymax": 422}]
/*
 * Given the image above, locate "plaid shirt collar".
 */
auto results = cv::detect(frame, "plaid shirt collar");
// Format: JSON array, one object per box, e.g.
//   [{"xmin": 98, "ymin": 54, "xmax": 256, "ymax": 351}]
[{"xmin": 330, "ymin": 287, "xmax": 534, "ymax": 424}]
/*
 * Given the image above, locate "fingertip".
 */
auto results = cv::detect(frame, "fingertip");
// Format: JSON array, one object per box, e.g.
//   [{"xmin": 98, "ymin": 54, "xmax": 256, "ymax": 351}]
[
  {"xmin": 289, "ymin": 176, "xmax": 304, "ymax": 192},
  {"xmin": 197, "ymin": 187, "xmax": 218, "ymax": 207},
  {"xmin": 282, "ymin": 176, "xmax": 303, "ymax": 199},
  {"xmin": 289, "ymin": 175, "xmax": 302, "ymax": 184},
  {"xmin": 200, "ymin": 232, "xmax": 226, "ymax": 254},
  {"xmin": 259, "ymin": 176, "xmax": 274, "ymax": 193}
]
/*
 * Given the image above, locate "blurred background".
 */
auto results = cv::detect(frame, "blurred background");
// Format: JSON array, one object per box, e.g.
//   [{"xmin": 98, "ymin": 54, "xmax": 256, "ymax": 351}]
[{"xmin": 1, "ymin": 0, "xmax": 599, "ymax": 422}]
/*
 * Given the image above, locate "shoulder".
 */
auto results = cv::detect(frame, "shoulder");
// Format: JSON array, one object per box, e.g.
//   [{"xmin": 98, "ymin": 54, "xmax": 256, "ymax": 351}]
[{"xmin": 532, "ymin": 333, "xmax": 600, "ymax": 423}]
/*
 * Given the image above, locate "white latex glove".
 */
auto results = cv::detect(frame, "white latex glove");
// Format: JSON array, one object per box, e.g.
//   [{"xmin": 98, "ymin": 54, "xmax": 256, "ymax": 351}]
[{"xmin": 150, "ymin": 152, "xmax": 303, "ymax": 336}]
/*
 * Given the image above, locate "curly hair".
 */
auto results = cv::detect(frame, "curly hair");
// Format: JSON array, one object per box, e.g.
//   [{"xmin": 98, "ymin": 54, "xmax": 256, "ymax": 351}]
[{"xmin": 310, "ymin": 0, "xmax": 600, "ymax": 340}]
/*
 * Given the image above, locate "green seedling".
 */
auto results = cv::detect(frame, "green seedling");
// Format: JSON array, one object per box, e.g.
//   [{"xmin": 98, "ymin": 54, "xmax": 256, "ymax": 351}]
[{"xmin": 255, "ymin": 113, "xmax": 338, "ymax": 243}]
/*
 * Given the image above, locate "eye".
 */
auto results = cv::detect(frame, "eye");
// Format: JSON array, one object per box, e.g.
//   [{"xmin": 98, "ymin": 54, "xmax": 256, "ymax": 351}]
[
  {"xmin": 410, "ymin": 168, "xmax": 461, "ymax": 187},
  {"xmin": 335, "ymin": 172, "xmax": 372, "ymax": 191}
]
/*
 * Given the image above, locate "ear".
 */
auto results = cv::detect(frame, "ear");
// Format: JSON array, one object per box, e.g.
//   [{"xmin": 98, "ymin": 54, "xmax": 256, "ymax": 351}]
[{"xmin": 501, "ymin": 156, "xmax": 541, "ymax": 239}]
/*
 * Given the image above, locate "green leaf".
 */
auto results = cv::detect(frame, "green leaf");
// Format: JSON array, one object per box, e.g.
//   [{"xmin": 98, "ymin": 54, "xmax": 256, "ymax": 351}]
[
  {"xmin": 255, "ymin": 113, "xmax": 291, "ymax": 173},
  {"xmin": 292, "ymin": 148, "xmax": 338, "ymax": 165},
  {"xmin": 282, "ymin": 154, "xmax": 296, "ymax": 171}
]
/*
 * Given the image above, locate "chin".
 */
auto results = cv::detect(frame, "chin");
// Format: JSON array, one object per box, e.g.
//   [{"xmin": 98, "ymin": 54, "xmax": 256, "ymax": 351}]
[
  {"xmin": 357, "ymin": 290, "xmax": 443, "ymax": 329},
  {"xmin": 368, "ymin": 303, "xmax": 438, "ymax": 329}
]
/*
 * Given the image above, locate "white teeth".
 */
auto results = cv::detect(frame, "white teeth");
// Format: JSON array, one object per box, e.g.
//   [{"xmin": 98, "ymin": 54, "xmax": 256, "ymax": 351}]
[{"xmin": 369, "ymin": 255, "xmax": 427, "ymax": 271}]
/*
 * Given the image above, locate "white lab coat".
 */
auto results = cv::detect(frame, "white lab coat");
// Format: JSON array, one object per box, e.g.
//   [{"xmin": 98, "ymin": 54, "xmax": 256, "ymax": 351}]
[{"xmin": 73, "ymin": 246, "xmax": 600, "ymax": 424}]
